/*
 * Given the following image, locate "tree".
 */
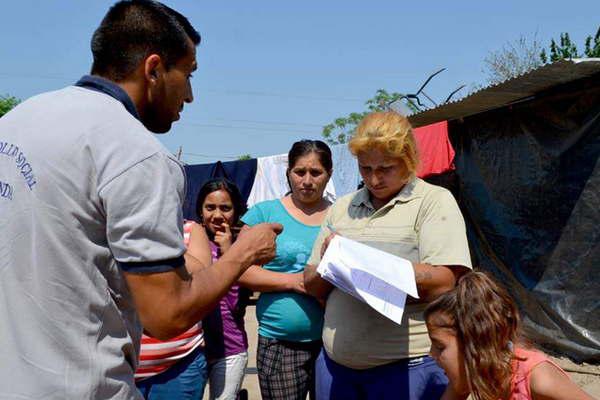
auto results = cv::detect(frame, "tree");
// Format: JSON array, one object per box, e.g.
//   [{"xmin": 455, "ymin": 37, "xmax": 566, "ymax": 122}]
[
  {"xmin": 321, "ymin": 89, "xmax": 418, "ymax": 145},
  {"xmin": 482, "ymin": 35, "xmax": 543, "ymax": 85},
  {"xmin": 238, "ymin": 154, "xmax": 252, "ymax": 161},
  {"xmin": 584, "ymin": 27, "xmax": 600, "ymax": 58},
  {"xmin": 481, "ymin": 27, "xmax": 600, "ymax": 86},
  {"xmin": 540, "ymin": 27, "xmax": 600, "ymax": 63},
  {"xmin": 0, "ymin": 95, "xmax": 20, "ymax": 118},
  {"xmin": 540, "ymin": 32, "xmax": 578, "ymax": 63}
]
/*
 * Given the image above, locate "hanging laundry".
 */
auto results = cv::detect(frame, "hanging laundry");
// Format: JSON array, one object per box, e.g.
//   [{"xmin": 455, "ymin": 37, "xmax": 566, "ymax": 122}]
[
  {"xmin": 183, "ymin": 159, "xmax": 257, "ymax": 220},
  {"xmin": 330, "ymin": 143, "xmax": 361, "ymax": 197},
  {"xmin": 182, "ymin": 121, "xmax": 453, "ymax": 218},
  {"xmin": 247, "ymin": 153, "xmax": 336, "ymax": 207},
  {"xmin": 413, "ymin": 121, "xmax": 455, "ymax": 178}
]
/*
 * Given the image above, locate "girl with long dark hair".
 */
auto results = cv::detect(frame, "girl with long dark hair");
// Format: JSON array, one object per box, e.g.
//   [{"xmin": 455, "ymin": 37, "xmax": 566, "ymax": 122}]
[
  {"xmin": 425, "ymin": 272, "xmax": 593, "ymax": 400},
  {"xmin": 197, "ymin": 179, "xmax": 250, "ymax": 400}
]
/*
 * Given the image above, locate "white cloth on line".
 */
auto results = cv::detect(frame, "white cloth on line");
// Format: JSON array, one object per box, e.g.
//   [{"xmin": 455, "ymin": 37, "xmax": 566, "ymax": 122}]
[
  {"xmin": 330, "ymin": 143, "xmax": 360, "ymax": 197},
  {"xmin": 247, "ymin": 153, "xmax": 336, "ymax": 207}
]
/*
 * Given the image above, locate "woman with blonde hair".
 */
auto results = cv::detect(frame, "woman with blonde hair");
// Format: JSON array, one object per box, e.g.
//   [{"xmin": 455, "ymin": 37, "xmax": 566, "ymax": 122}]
[{"xmin": 305, "ymin": 111, "xmax": 472, "ymax": 399}]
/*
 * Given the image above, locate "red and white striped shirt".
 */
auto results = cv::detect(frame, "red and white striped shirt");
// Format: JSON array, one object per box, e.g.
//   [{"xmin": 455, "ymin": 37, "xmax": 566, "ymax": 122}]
[{"xmin": 135, "ymin": 221, "xmax": 204, "ymax": 380}]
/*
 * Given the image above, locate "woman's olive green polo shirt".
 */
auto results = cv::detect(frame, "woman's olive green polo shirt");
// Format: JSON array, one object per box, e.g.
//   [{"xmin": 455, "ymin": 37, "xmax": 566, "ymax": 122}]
[{"xmin": 308, "ymin": 177, "xmax": 472, "ymax": 369}]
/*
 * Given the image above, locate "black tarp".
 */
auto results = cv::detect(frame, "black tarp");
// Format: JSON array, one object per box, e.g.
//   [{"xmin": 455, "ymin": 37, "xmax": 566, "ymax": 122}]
[{"xmin": 448, "ymin": 76, "xmax": 600, "ymax": 362}]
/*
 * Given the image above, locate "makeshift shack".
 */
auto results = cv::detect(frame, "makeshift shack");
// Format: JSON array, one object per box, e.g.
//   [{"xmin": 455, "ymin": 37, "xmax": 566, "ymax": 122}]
[{"xmin": 409, "ymin": 58, "xmax": 600, "ymax": 363}]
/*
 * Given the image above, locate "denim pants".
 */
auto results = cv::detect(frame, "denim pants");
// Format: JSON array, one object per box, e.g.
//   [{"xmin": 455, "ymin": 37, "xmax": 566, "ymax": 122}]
[
  {"xmin": 137, "ymin": 346, "xmax": 208, "ymax": 400},
  {"xmin": 315, "ymin": 349, "xmax": 448, "ymax": 400}
]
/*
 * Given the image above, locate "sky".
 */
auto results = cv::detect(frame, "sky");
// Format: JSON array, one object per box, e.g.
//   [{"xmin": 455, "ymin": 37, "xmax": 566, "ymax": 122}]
[{"xmin": 1, "ymin": 1, "xmax": 598, "ymax": 164}]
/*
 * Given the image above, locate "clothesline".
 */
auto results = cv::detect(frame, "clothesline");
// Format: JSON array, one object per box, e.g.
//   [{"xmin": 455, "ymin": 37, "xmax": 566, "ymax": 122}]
[{"xmin": 182, "ymin": 121, "xmax": 454, "ymax": 220}]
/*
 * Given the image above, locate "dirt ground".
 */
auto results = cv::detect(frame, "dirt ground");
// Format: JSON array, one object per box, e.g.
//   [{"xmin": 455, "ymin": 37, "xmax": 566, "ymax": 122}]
[{"xmin": 551, "ymin": 356, "xmax": 600, "ymax": 398}]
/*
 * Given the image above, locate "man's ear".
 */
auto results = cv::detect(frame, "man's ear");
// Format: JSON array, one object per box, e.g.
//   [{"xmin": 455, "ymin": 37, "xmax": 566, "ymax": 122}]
[{"xmin": 144, "ymin": 54, "xmax": 164, "ymax": 84}]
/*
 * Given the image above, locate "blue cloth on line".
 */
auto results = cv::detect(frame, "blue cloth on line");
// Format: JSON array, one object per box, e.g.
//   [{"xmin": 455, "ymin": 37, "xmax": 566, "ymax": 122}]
[{"xmin": 183, "ymin": 159, "xmax": 257, "ymax": 221}]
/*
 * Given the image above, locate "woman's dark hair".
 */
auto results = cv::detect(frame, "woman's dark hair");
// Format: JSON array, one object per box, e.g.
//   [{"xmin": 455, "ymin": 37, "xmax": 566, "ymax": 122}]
[
  {"xmin": 288, "ymin": 139, "xmax": 333, "ymax": 172},
  {"xmin": 91, "ymin": 0, "xmax": 201, "ymax": 81},
  {"xmin": 195, "ymin": 178, "xmax": 247, "ymax": 225}
]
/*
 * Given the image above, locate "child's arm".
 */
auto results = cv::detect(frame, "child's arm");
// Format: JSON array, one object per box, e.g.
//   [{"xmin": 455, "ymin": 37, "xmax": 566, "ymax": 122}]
[{"xmin": 530, "ymin": 362, "xmax": 595, "ymax": 400}]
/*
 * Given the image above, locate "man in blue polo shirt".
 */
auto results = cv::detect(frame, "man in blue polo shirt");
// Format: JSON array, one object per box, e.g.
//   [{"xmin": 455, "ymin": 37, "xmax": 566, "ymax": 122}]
[{"xmin": 0, "ymin": 1, "xmax": 281, "ymax": 399}]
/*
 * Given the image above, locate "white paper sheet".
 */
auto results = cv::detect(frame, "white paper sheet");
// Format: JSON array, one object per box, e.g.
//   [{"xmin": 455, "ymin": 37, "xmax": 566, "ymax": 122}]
[{"xmin": 317, "ymin": 235, "xmax": 418, "ymax": 325}]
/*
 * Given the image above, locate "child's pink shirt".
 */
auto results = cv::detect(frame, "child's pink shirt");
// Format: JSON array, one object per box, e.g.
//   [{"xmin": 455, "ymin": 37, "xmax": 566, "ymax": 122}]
[{"xmin": 509, "ymin": 347, "xmax": 569, "ymax": 399}]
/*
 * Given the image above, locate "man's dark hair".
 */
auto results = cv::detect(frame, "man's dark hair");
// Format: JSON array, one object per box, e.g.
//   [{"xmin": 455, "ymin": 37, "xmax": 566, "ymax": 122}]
[{"xmin": 91, "ymin": 0, "xmax": 201, "ymax": 81}]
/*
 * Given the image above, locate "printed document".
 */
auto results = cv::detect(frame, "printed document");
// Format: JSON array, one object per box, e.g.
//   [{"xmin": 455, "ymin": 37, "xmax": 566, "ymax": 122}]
[{"xmin": 317, "ymin": 235, "xmax": 418, "ymax": 325}]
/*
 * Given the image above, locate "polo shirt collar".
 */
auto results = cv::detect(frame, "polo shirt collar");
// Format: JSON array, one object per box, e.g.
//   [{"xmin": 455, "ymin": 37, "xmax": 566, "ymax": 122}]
[
  {"xmin": 394, "ymin": 176, "xmax": 420, "ymax": 202},
  {"xmin": 351, "ymin": 176, "xmax": 421, "ymax": 210},
  {"xmin": 75, "ymin": 75, "xmax": 140, "ymax": 121}
]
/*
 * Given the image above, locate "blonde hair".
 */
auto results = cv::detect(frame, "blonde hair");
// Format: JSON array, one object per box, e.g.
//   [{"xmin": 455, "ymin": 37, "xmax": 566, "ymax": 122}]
[{"xmin": 348, "ymin": 111, "xmax": 419, "ymax": 177}]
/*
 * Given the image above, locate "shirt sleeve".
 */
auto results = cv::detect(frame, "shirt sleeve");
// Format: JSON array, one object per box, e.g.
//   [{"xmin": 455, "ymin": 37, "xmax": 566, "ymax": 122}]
[
  {"xmin": 417, "ymin": 189, "xmax": 472, "ymax": 269},
  {"xmin": 99, "ymin": 152, "xmax": 187, "ymax": 273},
  {"xmin": 240, "ymin": 202, "xmax": 266, "ymax": 227},
  {"xmin": 307, "ymin": 207, "xmax": 334, "ymax": 266}
]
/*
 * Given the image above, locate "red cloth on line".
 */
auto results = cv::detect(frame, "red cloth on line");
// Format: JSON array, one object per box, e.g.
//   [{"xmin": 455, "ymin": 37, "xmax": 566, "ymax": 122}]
[{"xmin": 414, "ymin": 121, "xmax": 455, "ymax": 178}]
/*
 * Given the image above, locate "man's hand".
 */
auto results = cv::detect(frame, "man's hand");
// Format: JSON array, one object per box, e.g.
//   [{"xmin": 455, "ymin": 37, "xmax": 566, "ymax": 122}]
[
  {"xmin": 125, "ymin": 222, "xmax": 282, "ymax": 340},
  {"xmin": 234, "ymin": 223, "xmax": 283, "ymax": 268}
]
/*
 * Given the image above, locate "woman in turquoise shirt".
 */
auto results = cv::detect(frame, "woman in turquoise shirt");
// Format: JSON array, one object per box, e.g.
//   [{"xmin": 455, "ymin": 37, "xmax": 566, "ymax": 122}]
[{"xmin": 240, "ymin": 140, "xmax": 332, "ymax": 400}]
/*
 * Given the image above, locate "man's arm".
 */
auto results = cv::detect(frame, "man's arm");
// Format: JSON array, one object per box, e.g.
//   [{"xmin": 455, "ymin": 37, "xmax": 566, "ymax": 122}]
[
  {"xmin": 184, "ymin": 223, "xmax": 212, "ymax": 269},
  {"xmin": 124, "ymin": 222, "xmax": 282, "ymax": 340}
]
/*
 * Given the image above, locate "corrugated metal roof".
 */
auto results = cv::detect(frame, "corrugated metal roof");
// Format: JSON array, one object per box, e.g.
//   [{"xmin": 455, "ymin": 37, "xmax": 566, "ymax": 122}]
[{"xmin": 408, "ymin": 58, "xmax": 600, "ymax": 128}]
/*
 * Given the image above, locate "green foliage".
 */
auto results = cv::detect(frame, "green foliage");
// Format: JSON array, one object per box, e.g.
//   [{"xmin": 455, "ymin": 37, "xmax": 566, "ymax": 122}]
[
  {"xmin": 321, "ymin": 89, "xmax": 418, "ymax": 145},
  {"xmin": 584, "ymin": 27, "xmax": 600, "ymax": 57},
  {"xmin": 540, "ymin": 27, "xmax": 600, "ymax": 63},
  {"xmin": 482, "ymin": 27, "xmax": 600, "ymax": 86},
  {"xmin": 238, "ymin": 154, "xmax": 252, "ymax": 161},
  {"xmin": 0, "ymin": 95, "xmax": 20, "ymax": 118}
]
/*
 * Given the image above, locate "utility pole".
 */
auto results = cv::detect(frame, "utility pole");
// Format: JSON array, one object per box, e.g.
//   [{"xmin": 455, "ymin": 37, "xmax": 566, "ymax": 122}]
[{"xmin": 176, "ymin": 146, "xmax": 183, "ymax": 161}]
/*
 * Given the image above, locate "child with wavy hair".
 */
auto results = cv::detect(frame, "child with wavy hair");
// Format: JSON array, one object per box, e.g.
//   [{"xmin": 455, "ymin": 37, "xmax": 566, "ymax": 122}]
[{"xmin": 424, "ymin": 271, "xmax": 594, "ymax": 400}]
